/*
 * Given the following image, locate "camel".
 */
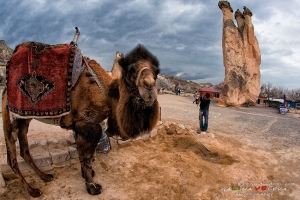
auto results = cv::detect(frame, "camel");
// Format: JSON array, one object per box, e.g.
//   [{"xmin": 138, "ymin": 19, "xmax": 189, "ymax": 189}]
[
  {"xmin": 2, "ymin": 41, "xmax": 160, "ymax": 197},
  {"xmin": 110, "ymin": 51, "xmax": 124, "ymax": 79}
]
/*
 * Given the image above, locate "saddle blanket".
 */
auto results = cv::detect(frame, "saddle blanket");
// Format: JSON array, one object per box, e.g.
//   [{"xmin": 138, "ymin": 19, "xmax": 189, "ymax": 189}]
[{"xmin": 6, "ymin": 41, "xmax": 82, "ymax": 118}]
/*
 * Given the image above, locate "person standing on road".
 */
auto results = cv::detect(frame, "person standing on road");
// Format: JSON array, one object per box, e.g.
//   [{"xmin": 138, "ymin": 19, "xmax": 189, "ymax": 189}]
[
  {"xmin": 193, "ymin": 91, "xmax": 198, "ymax": 104},
  {"xmin": 199, "ymin": 93, "xmax": 211, "ymax": 133}
]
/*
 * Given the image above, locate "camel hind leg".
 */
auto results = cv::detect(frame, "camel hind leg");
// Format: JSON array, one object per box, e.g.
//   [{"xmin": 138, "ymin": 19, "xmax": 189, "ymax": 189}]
[
  {"xmin": 2, "ymin": 117, "xmax": 42, "ymax": 196},
  {"xmin": 17, "ymin": 119, "xmax": 54, "ymax": 182}
]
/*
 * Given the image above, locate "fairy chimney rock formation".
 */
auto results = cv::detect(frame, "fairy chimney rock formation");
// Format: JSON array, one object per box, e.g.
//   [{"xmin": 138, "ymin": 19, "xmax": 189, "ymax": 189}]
[
  {"xmin": 0, "ymin": 40, "xmax": 13, "ymax": 86},
  {"xmin": 0, "ymin": 40, "xmax": 13, "ymax": 65},
  {"xmin": 218, "ymin": 1, "xmax": 261, "ymax": 107}
]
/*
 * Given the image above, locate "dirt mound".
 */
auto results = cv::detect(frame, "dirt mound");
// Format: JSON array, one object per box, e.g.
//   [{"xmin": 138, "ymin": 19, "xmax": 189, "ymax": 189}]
[{"xmin": 158, "ymin": 123, "xmax": 236, "ymax": 165}]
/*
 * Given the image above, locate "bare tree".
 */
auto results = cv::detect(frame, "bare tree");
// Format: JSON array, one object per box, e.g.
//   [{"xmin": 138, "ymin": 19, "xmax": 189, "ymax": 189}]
[
  {"xmin": 213, "ymin": 81, "xmax": 224, "ymax": 91},
  {"xmin": 261, "ymin": 83, "xmax": 300, "ymax": 103},
  {"xmin": 174, "ymin": 81, "xmax": 179, "ymax": 91},
  {"xmin": 156, "ymin": 75, "xmax": 174, "ymax": 91},
  {"xmin": 287, "ymin": 89, "xmax": 300, "ymax": 101}
]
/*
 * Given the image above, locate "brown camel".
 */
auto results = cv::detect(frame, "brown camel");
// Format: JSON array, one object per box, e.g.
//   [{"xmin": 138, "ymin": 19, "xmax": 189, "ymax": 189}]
[
  {"xmin": 110, "ymin": 51, "xmax": 124, "ymax": 79},
  {"xmin": 2, "ymin": 43, "xmax": 160, "ymax": 197}
]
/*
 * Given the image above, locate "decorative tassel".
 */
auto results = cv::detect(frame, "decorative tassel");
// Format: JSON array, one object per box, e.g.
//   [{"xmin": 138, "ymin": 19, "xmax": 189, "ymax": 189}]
[
  {"xmin": 90, "ymin": 78, "xmax": 96, "ymax": 83},
  {"xmin": 86, "ymin": 71, "xmax": 93, "ymax": 77}
]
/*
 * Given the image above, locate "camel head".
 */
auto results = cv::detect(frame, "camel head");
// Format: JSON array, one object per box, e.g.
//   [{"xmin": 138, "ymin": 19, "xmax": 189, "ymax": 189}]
[{"xmin": 118, "ymin": 44, "xmax": 160, "ymax": 107}]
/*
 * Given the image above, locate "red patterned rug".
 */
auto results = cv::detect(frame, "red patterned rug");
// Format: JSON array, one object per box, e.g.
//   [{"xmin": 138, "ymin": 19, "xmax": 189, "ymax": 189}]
[{"xmin": 6, "ymin": 42, "xmax": 77, "ymax": 118}]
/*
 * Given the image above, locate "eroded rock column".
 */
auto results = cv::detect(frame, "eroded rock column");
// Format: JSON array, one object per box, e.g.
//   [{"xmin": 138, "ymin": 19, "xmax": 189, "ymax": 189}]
[{"xmin": 218, "ymin": 1, "xmax": 261, "ymax": 107}]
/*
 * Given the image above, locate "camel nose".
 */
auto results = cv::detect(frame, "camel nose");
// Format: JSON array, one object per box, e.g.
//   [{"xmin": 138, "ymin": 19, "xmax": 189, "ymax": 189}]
[{"xmin": 143, "ymin": 77, "xmax": 155, "ymax": 90}]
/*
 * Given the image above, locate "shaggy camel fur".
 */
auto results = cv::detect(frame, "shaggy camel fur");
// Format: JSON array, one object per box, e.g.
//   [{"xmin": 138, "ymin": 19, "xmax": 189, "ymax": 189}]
[{"xmin": 2, "ymin": 44, "xmax": 160, "ymax": 197}]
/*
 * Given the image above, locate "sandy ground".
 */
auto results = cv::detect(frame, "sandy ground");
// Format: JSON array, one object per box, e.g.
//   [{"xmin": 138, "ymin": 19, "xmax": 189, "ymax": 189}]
[{"xmin": 0, "ymin": 93, "xmax": 300, "ymax": 200}]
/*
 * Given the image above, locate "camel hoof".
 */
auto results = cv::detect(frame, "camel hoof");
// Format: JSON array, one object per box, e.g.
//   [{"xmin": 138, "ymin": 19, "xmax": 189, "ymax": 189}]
[
  {"xmin": 29, "ymin": 188, "xmax": 42, "ymax": 198},
  {"xmin": 41, "ymin": 174, "xmax": 53, "ymax": 182},
  {"xmin": 86, "ymin": 182, "xmax": 102, "ymax": 195}
]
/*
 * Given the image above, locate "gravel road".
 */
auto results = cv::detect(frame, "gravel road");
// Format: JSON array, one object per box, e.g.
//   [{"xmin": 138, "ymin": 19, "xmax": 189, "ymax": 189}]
[{"xmin": 158, "ymin": 93, "xmax": 300, "ymax": 149}]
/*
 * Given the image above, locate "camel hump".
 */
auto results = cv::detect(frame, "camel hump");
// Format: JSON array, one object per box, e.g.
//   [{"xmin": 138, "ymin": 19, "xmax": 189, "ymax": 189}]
[
  {"xmin": 115, "ymin": 51, "xmax": 123, "ymax": 59},
  {"xmin": 116, "ymin": 51, "xmax": 120, "ymax": 58}
]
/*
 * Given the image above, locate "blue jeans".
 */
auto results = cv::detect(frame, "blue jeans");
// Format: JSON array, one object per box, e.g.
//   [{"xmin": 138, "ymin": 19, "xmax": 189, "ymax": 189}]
[
  {"xmin": 96, "ymin": 129, "xmax": 110, "ymax": 153},
  {"xmin": 199, "ymin": 110, "xmax": 209, "ymax": 131}
]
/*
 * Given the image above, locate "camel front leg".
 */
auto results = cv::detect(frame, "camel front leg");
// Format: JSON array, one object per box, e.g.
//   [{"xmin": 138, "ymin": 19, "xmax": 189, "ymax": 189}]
[{"xmin": 74, "ymin": 121, "xmax": 102, "ymax": 195}]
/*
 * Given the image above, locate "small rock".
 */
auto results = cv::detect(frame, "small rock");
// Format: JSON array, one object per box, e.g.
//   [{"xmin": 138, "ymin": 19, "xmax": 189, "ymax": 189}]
[
  {"xmin": 29, "ymin": 140, "xmax": 37, "ymax": 149},
  {"xmin": 59, "ymin": 139, "xmax": 70, "ymax": 146},
  {"xmin": 67, "ymin": 132, "xmax": 76, "ymax": 144},
  {"xmin": 0, "ymin": 143, "xmax": 6, "ymax": 154},
  {"xmin": 48, "ymin": 138, "xmax": 58, "ymax": 144},
  {"xmin": 178, "ymin": 124, "xmax": 185, "ymax": 129},
  {"xmin": 68, "ymin": 146, "xmax": 78, "ymax": 159},
  {"xmin": 150, "ymin": 129, "xmax": 158, "ymax": 137},
  {"xmin": 49, "ymin": 149, "xmax": 70, "ymax": 164},
  {"xmin": 40, "ymin": 140, "xmax": 48, "ymax": 147}
]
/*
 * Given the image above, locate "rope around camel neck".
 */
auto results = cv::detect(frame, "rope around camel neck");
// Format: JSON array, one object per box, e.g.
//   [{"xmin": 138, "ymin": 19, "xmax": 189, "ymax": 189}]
[{"xmin": 83, "ymin": 57, "xmax": 107, "ymax": 96}]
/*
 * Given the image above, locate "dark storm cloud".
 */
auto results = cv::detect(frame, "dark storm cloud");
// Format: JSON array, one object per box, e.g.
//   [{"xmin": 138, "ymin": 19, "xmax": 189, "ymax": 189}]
[{"xmin": 0, "ymin": 0, "xmax": 299, "ymax": 89}]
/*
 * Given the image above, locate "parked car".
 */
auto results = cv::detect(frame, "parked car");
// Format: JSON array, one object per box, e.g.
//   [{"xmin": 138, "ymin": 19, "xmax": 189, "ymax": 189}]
[{"xmin": 278, "ymin": 105, "xmax": 288, "ymax": 114}]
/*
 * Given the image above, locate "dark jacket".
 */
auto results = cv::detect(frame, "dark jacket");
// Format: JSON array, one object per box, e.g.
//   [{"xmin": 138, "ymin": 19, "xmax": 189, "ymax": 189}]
[{"xmin": 199, "ymin": 96, "xmax": 210, "ymax": 112}]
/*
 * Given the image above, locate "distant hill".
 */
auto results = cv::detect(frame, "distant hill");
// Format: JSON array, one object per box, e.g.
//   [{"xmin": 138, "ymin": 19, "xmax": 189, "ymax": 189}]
[{"xmin": 157, "ymin": 74, "xmax": 214, "ymax": 93}]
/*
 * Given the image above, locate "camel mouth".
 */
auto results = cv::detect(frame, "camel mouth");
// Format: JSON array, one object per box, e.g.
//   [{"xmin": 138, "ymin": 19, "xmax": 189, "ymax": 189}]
[{"xmin": 138, "ymin": 86, "xmax": 157, "ymax": 106}]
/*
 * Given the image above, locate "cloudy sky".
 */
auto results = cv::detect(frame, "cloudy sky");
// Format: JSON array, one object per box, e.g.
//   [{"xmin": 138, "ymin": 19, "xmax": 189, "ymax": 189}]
[{"xmin": 1, "ymin": 0, "xmax": 299, "ymax": 89}]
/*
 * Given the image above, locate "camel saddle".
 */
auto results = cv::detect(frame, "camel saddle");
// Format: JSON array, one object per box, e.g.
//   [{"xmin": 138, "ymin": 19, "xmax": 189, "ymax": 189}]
[{"xmin": 6, "ymin": 41, "xmax": 84, "ymax": 118}]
